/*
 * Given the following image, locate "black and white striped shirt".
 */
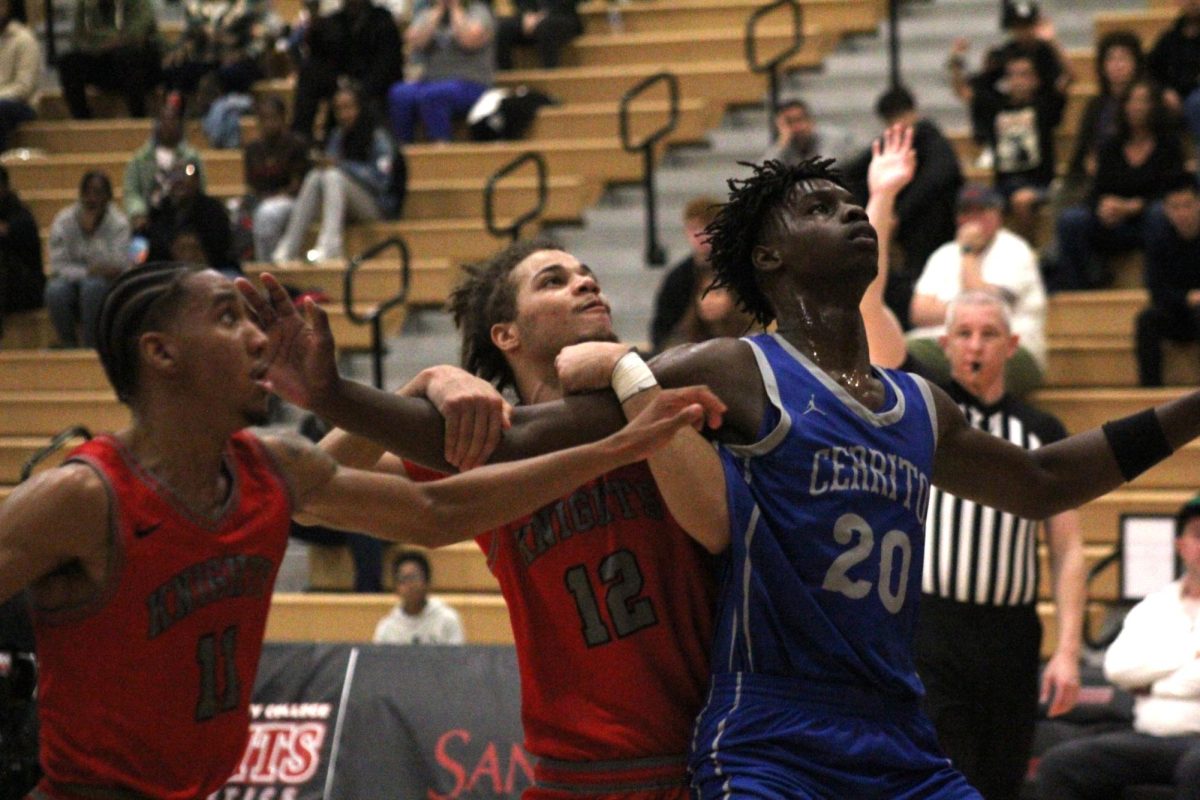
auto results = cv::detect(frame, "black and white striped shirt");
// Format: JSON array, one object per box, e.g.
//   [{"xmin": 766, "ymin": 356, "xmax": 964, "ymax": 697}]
[{"xmin": 922, "ymin": 381, "xmax": 1067, "ymax": 607}]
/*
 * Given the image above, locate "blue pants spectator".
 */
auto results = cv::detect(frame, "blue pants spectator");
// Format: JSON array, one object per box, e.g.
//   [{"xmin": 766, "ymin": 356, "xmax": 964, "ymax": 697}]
[
  {"xmin": 44, "ymin": 273, "xmax": 111, "ymax": 347},
  {"xmin": 1049, "ymin": 204, "xmax": 1146, "ymax": 291},
  {"xmin": 387, "ymin": 79, "xmax": 487, "ymax": 142}
]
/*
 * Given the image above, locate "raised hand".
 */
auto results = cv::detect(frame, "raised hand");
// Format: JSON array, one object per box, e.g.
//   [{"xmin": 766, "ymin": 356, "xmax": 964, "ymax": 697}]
[
  {"xmin": 235, "ymin": 272, "xmax": 340, "ymax": 410},
  {"xmin": 607, "ymin": 386, "xmax": 726, "ymax": 464},
  {"xmin": 868, "ymin": 124, "xmax": 916, "ymax": 201}
]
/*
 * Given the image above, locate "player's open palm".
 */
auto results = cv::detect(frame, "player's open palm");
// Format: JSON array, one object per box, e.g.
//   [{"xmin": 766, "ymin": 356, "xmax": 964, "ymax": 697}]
[
  {"xmin": 236, "ymin": 273, "xmax": 339, "ymax": 409},
  {"xmin": 609, "ymin": 386, "xmax": 725, "ymax": 463},
  {"xmin": 868, "ymin": 123, "xmax": 916, "ymax": 199}
]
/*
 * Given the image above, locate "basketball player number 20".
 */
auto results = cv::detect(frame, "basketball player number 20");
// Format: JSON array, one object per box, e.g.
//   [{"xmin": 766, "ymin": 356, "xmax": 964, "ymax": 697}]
[{"xmin": 821, "ymin": 513, "xmax": 912, "ymax": 613}]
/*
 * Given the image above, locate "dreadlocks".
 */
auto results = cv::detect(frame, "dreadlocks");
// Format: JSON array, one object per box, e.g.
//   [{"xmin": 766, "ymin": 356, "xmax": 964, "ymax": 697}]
[
  {"xmin": 446, "ymin": 237, "xmax": 561, "ymax": 391},
  {"xmin": 95, "ymin": 262, "xmax": 203, "ymax": 404},
  {"xmin": 705, "ymin": 157, "xmax": 846, "ymax": 327}
]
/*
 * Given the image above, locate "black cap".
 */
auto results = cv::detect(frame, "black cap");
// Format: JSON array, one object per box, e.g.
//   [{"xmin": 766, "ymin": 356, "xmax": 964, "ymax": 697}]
[
  {"xmin": 957, "ymin": 184, "xmax": 1005, "ymax": 212},
  {"xmin": 1002, "ymin": 0, "xmax": 1040, "ymax": 28},
  {"xmin": 1176, "ymin": 494, "xmax": 1200, "ymax": 537}
]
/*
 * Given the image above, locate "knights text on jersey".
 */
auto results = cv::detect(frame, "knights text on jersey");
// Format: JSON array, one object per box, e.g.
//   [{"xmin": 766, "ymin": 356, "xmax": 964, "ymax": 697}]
[
  {"xmin": 33, "ymin": 431, "xmax": 292, "ymax": 800},
  {"xmin": 710, "ymin": 332, "xmax": 938, "ymax": 699}
]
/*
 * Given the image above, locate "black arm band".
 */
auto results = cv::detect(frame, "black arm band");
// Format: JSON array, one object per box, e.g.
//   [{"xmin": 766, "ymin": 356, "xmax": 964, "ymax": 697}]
[{"xmin": 1101, "ymin": 408, "xmax": 1173, "ymax": 482}]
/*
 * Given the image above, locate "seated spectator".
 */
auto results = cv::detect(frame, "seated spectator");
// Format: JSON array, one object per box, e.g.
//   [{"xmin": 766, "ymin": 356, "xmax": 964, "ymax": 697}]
[
  {"xmin": 243, "ymin": 96, "xmax": 311, "ymax": 261},
  {"xmin": 1135, "ymin": 173, "xmax": 1200, "ymax": 386},
  {"xmin": 495, "ymin": 0, "xmax": 579, "ymax": 70},
  {"xmin": 1065, "ymin": 31, "xmax": 1144, "ymax": 189},
  {"xmin": 907, "ymin": 184, "xmax": 1046, "ymax": 396},
  {"xmin": 273, "ymin": 82, "xmax": 401, "ymax": 262},
  {"xmin": 146, "ymin": 159, "xmax": 239, "ymax": 274},
  {"xmin": 1036, "ymin": 493, "xmax": 1200, "ymax": 799},
  {"xmin": 946, "ymin": 0, "xmax": 1071, "ymax": 151},
  {"xmin": 1147, "ymin": 0, "xmax": 1200, "ymax": 154},
  {"xmin": 649, "ymin": 196, "xmax": 754, "ymax": 353},
  {"xmin": 0, "ymin": 163, "xmax": 40, "ymax": 317},
  {"xmin": 373, "ymin": 551, "xmax": 465, "ymax": 645},
  {"xmin": 57, "ymin": 0, "xmax": 162, "ymax": 119},
  {"xmin": 1050, "ymin": 79, "xmax": 1184, "ymax": 291},
  {"xmin": 387, "ymin": 0, "xmax": 494, "ymax": 143},
  {"xmin": 760, "ymin": 98, "xmax": 854, "ymax": 167},
  {"xmin": 842, "ymin": 86, "xmax": 962, "ymax": 328},
  {"xmin": 123, "ymin": 95, "xmax": 207, "ymax": 237},
  {"xmin": 161, "ymin": 0, "xmax": 267, "ymax": 100},
  {"xmin": 977, "ymin": 49, "xmax": 1066, "ymax": 242},
  {"xmin": 44, "ymin": 171, "xmax": 131, "ymax": 348},
  {"xmin": 290, "ymin": 0, "xmax": 403, "ymax": 143},
  {"xmin": 0, "ymin": 0, "xmax": 39, "ymax": 154}
]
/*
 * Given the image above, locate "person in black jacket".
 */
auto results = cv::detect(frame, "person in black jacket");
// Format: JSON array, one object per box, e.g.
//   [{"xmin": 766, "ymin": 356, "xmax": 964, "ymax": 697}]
[
  {"xmin": 291, "ymin": 0, "xmax": 404, "ymax": 142},
  {"xmin": 146, "ymin": 159, "xmax": 239, "ymax": 275},
  {"xmin": 0, "ymin": 164, "xmax": 44, "ymax": 319},
  {"xmin": 1147, "ymin": 0, "xmax": 1200, "ymax": 151},
  {"xmin": 494, "ymin": 0, "xmax": 580, "ymax": 70},
  {"xmin": 842, "ymin": 86, "xmax": 962, "ymax": 329}
]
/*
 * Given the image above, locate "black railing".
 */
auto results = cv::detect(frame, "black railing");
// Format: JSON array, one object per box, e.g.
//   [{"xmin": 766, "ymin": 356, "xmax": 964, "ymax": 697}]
[
  {"xmin": 1082, "ymin": 546, "xmax": 1135, "ymax": 651},
  {"xmin": 20, "ymin": 425, "xmax": 92, "ymax": 482},
  {"xmin": 484, "ymin": 151, "xmax": 548, "ymax": 242},
  {"xmin": 619, "ymin": 71, "xmax": 679, "ymax": 266},
  {"xmin": 744, "ymin": 0, "xmax": 804, "ymax": 133},
  {"xmin": 342, "ymin": 237, "xmax": 411, "ymax": 389}
]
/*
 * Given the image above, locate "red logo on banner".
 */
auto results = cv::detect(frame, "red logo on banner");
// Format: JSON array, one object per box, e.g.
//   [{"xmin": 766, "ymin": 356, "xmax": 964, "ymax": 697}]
[
  {"xmin": 226, "ymin": 722, "xmax": 327, "ymax": 784},
  {"xmin": 429, "ymin": 729, "xmax": 534, "ymax": 799}
]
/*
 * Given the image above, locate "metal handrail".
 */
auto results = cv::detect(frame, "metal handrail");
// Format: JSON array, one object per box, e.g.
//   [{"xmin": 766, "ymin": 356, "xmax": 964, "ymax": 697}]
[
  {"xmin": 20, "ymin": 426, "xmax": 92, "ymax": 483},
  {"xmin": 1082, "ymin": 546, "xmax": 1134, "ymax": 651},
  {"xmin": 618, "ymin": 71, "xmax": 680, "ymax": 265},
  {"xmin": 342, "ymin": 236, "xmax": 411, "ymax": 389},
  {"xmin": 484, "ymin": 151, "xmax": 548, "ymax": 242},
  {"xmin": 743, "ymin": 0, "xmax": 804, "ymax": 126}
]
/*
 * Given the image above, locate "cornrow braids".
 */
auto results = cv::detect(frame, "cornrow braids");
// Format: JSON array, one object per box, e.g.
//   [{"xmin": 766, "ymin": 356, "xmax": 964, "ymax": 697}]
[
  {"xmin": 705, "ymin": 157, "xmax": 846, "ymax": 327},
  {"xmin": 446, "ymin": 237, "xmax": 561, "ymax": 391},
  {"xmin": 94, "ymin": 262, "xmax": 203, "ymax": 404}
]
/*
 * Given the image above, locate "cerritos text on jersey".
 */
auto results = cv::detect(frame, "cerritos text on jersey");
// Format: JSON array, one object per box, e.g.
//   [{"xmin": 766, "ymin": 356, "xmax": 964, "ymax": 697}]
[
  {"xmin": 515, "ymin": 472, "xmax": 665, "ymax": 566},
  {"xmin": 147, "ymin": 554, "xmax": 275, "ymax": 638},
  {"xmin": 808, "ymin": 445, "xmax": 932, "ymax": 524}
]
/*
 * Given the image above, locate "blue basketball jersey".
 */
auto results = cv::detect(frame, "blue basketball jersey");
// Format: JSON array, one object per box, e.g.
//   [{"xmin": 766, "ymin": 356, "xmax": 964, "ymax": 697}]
[{"xmin": 712, "ymin": 332, "xmax": 939, "ymax": 700}]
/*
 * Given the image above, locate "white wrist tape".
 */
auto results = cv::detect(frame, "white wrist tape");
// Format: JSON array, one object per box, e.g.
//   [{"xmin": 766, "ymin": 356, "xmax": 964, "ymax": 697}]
[{"xmin": 610, "ymin": 351, "xmax": 658, "ymax": 404}]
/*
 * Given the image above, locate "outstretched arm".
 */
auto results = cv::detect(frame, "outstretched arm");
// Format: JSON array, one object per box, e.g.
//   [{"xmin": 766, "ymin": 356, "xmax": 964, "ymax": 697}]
[
  {"xmin": 861, "ymin": 124, "xmax": 915, "ymax": 369},
  {"xmin": 930, "ymin": 384, "xmax": 1200, "ymax": 518},
  {"xmin": 267, "ymin": 386, "xmax": 722, "ymax": 547},
  {"xmin": 1041, "ymin": 509, "xmax": 1085, "ymax": 717}
]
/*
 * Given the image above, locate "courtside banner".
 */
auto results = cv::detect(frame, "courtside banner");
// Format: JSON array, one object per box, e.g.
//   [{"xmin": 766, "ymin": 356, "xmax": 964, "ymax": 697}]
[{"xmin": 214, "ymin": 643, "xmax": 527, "ymax": 800}]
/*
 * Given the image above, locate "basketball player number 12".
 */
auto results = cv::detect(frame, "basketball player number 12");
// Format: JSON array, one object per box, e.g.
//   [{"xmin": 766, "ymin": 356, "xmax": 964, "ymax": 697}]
[
  {"xmin": 821, "ymin": 513, "xmax": 913, "ymax": 614},
  {"xmin": 564, "ymin": 549, "xmax": 658, "ymax": 647}
]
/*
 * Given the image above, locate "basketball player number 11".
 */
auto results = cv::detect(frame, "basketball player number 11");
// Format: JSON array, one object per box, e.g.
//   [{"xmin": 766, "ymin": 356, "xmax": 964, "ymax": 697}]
[{"xmin": 822, "ymin": 513, "xmax": 913, "ymax": 614}]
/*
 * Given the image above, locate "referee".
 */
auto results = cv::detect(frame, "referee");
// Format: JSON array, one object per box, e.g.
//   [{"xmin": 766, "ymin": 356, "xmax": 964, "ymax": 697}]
[{"xmin": 914, "ymin": 290, "xmax": 1086, "ymax": 800}]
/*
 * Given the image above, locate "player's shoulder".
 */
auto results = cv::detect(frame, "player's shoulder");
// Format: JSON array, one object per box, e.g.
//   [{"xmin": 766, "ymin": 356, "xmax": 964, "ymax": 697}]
[
  {"xmin": 0, "ymin": 461, "xmax": 110, "ymax": 544},
  {"xmin": 256, "ymin": 430, "xmax": 337, "ymax": 498},
  {"xmin": 649, "ymin": 336, "xmax": 756, "ymax": 380}
]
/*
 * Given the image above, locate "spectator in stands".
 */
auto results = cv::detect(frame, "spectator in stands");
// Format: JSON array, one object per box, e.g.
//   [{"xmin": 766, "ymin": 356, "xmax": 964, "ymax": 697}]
[
  {"xmin": 1035, "ymin": 493, "xmax": 1200, "ymax": 800},
  {"xmin": 1065, "ymin": 31, "xmax": 1144, "ymax": 189},
  {"xmin": 0, "ymin": 163, "xmax": 40, "ymax": 317},
  {"xmin": 374, "ymin": 551, "xmax": 466, "ymax": 644},
  {"xmin": 1147, "ymin": 0, "xmax": 1200, "ymax": 153},
  {"xmin": 907, "ymin": 184, "xmax": 1046, "ymax": 397},
  {"xmin": 976, "ymin": 49, "xmax": 1066, "ymax": 243},
  {"xmin": 57, "ymin": 0, "xmax": 162, "ymax": 119},
  {"xmin": 387, "ymin": 0, "xmax": 495, "ymax": 143},
  {"xmin": 843, "ymin": 86, "xmax": 963, "ymax": 329},
  {"xmin": 946, "ymin": 0, "xmax": 1072, "ymax": 151},
  {"xmin": 916, "ymin": 289, "xmax": 1084, "ymax": 800},
  {"xmin": 494, "ymin": 0, "xmax": 580, "ymax": 70},
  {"xmin": 1135, "ymin": 173, "xmax": 1200, "ymax": 387},
  {"xmin": 44, "ymin": 171, "xmax": 130, "ymax": 348},
  {"xmin": 160, "ymin": 0, "xmax": 268, "ymax": 100},
  {"xmin": 273, "ymin": 82, "xmax": 401, "ymax": 262},
  {"xmin": 761, "ymin": 99, "xmax": 819, "ymax": 166},
  {"xmin": 290, "ymin": 0, "xmax": 404, "ymax": 143},
  {"xmin": 243, "ymin": 96, "xmax": 311, "ymax": 261},
  {"xmin": 0, "ymin": 0, "xmax": 39, "ymax": 154},
  {"xmin": 1049, "ymin": 78, "xmax": 1184, "ymax": 292},
  {"xmin": 146, "ymin": 159, "xmax": 239, "ymax": 274},
  {"xmin": 123, "ymin": 94, "xmax": 207, "ymax": 237},
  {"xmin": 649, "ymin": 196, "xmax": 755, "ymax": 353}
]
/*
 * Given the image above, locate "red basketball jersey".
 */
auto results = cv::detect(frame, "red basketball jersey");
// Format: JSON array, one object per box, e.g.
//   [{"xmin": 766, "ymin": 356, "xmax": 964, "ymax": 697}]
[
  {"xmin": 33, "ymin": 431, "xmax": 292, "ymax": 800},
  {"xmin": 407, "ymin": 461, "xmax": 716, "ymax": 768}
]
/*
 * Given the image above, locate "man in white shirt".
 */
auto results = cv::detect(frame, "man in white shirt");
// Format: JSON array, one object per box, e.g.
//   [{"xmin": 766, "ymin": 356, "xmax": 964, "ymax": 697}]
[
  {"xmin": 906, "ymin": 184, "xmax": 1047, "ymax": 397},
  {"xmin": 1035, "ymin": 495, "xmax": 1200, "ymax": 799},
  {"xmin": 373, "ymin": 551, "xmax": 466, "ymax": 645}
]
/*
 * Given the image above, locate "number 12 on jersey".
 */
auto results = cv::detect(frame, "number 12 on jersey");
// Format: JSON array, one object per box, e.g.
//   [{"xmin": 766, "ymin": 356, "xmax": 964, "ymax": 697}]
[{"xmin": 564, "ymin": 549, "xmax": 659, "ymax": 647}]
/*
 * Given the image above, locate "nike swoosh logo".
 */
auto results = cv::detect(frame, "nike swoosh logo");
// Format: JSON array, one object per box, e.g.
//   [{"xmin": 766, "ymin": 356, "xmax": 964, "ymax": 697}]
[{"xmin": 134, "ymin": 522, "xmax": 162, "ymax": 539}]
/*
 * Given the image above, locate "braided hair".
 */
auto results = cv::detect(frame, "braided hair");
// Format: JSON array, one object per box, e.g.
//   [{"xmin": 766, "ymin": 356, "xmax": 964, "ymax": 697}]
[
  {"xmin": 94, "ymin": 262, "xmax": 203, "ymax": 404},
  {"xmin": 446, "ymin": 237, "xmax": 561, "ymax": 391},
  {"xmin": 705, "ymin": 157, "xmax": 845, "ymax": 327}
]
